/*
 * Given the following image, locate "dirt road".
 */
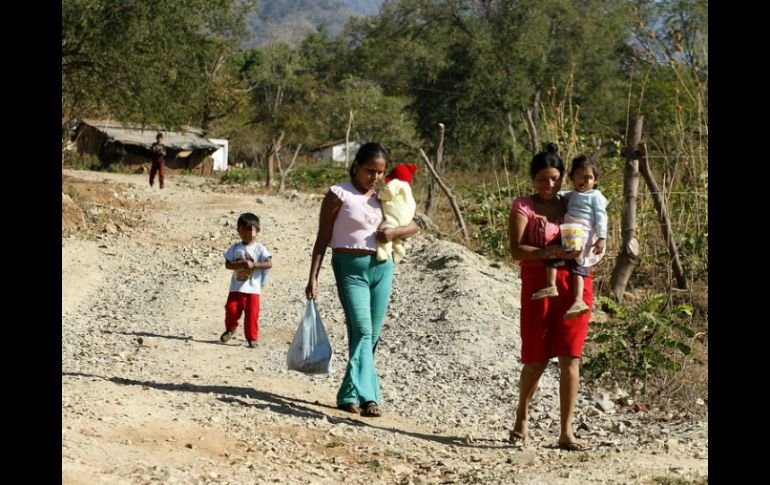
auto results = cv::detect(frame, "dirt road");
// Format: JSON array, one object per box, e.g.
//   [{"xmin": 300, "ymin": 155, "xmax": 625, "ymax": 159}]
[{"xmin": 62, "ymin": 170, "xmax": 707, "ymax": 484}]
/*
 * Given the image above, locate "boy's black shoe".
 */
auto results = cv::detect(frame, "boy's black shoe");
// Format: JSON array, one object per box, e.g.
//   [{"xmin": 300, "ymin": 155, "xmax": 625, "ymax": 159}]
[
  {"xmin": 247, "ymin": 340, "xmax": 257, "ymax": 348},
  {"xmin": 220, "ymin": 330, "xmax": 235, "ymax": 343}
]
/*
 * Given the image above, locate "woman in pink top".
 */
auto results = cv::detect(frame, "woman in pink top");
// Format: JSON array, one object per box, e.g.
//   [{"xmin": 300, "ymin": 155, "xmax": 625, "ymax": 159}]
[
  {"xmin": 508, "ymin": 143, "xmax": 593, "ymax": 451},
  {"xmin": 306, "ymin": 142, "xmax": 419, "ymax": 418}
]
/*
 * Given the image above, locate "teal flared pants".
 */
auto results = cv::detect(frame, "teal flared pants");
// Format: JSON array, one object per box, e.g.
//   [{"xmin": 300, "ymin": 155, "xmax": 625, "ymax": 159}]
[{"xmin": 331, "ymin": 252, "xmax": 393, "ymax": 407}]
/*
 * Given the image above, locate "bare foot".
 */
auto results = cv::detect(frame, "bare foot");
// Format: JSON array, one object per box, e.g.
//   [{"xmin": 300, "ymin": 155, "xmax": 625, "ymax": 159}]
[{"xmin": 558, "ymin": 433, "xmax": 589, "ymax": 451}]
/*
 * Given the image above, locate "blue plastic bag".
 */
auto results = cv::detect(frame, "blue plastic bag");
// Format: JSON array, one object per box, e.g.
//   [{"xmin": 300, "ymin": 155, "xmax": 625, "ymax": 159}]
[{"xmin": 287, "ymin": 300, "xmax": 333, "ymax": 374}]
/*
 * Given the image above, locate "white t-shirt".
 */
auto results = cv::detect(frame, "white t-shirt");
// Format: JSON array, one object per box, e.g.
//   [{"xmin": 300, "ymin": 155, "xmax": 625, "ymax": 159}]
[{"xmin": 224, "ymin": 242, "xmax": 272, "ymax": 294}]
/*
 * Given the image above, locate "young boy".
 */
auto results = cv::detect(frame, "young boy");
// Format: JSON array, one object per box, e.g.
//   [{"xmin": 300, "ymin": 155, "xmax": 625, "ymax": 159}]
[
  {"xmin": 149, "ymin": 132, "xmax": 166, "ymax": 189},
  {"xmin": 222, "ymin": 213, "xmax": 272, "ymax": 348}
]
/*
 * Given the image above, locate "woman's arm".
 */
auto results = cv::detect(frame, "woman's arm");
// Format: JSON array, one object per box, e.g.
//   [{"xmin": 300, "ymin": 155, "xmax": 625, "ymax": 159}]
[
  {"xmin": 306, "ymin": 191, "xmax": 342, "ymax": 299},
  {"xmin": 376, "ymin": 219, "xmax": 420, "ymax": 242},
  {"xmin": 508, "ymin": 208, "xmax": 577, "ymax": 262}
]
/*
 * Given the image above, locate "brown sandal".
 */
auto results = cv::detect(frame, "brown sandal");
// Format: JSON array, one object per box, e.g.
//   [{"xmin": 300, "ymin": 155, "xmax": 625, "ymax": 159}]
[
  {"xmin": 337, "ymin": 403, "xmax": 361, "ymax": 414},
  {"xmin": 360, "ymin": 401, "xmax": 382, "ymax": 417}
]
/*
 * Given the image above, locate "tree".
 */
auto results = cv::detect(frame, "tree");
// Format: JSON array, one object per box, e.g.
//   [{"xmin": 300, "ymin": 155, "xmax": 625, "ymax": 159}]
[
  {"xmin": 339, "ymin": 0, "xmax": 634, "ymax": 168},
  {"xmin": 235, "ymin": 43, "xmax": 321, "ymax": 186},
  {"xmin": 62, "ymin": 0, "xmax": 254, "ymax": 129}
]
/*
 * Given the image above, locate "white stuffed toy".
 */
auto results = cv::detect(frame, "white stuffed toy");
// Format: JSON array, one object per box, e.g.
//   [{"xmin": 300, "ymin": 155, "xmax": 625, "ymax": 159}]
[{"xmin": 377, "ymin": 164, "xmax": 418, "ymax": 263}]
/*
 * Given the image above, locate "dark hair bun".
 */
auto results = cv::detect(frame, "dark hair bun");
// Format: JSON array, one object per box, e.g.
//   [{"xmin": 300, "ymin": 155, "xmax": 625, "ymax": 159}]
[{"xmin": 545, "ymin": 142, "xmax": 558, "ymax": 153}]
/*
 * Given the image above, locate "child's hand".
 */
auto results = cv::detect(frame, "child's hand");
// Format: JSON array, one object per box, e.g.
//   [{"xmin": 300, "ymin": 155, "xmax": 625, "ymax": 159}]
[
  {"xmin": 233, "ymin": 260, "xmax": 252, "ymax": 280},
  {"xmin": 376, "ymin": 227, "xmax": 396, "ymax": 242},
  {"xmin": 229, "ymin": 259, "xmax": 249, "ymax": 277},
  {"xmin": 233, "ymin": 257, "xmax": 255, "ymax": 270},
  {"xmin": 593, "ymin": 238, "xmax": 606, "ymax": 255}
]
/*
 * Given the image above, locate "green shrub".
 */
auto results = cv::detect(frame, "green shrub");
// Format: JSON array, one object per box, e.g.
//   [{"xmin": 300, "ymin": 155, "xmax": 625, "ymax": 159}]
[
  {"xmin": 583, "ymin": 294, "xmax": 695, "ymax": 383},
  {"xmin": 219, "ymin": 167, "xmax": 260, "ymax": 185},
  {"xmin": 63, "ymin": 151, "xmax": 102, "ymax": 171},
  {"xmin": 287, "ymin": 165, "xmax": 347, "ymax": 190},
  {"xmin": 105, "ymin": 162, "xmax": 131, "ymax": 173}
]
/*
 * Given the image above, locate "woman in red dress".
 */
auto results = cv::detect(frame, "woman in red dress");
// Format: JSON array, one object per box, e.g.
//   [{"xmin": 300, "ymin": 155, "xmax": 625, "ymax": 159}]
[{"xmin": 508, "ymin": 143, "xmax": 593, "ymax": 451}]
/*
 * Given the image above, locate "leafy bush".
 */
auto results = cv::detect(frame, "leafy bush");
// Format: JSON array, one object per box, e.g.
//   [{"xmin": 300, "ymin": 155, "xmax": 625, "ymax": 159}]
[
  {"xmin": 63, "ymin": 151, "xmax": 102, "ymax": 171},
  {"xmin": 287, "ymin": 165, "xmax": 347, "ymax": 190},
  {"xmin": 219, "ymin": 167, "xmax": 260, "ymax": 185},
  {"xmin": 583, "ymin": 294, "xmax": 695, "ymax": 383},
  {"xmin": 105, "ymin": 162, "xmax": 131, "ymax": 173}
]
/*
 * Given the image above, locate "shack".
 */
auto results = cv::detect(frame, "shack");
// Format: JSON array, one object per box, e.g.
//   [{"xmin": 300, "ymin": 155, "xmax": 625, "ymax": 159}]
[{"xmin": 74, "ymin": 119, "xmax": 221, "ymax": 175}]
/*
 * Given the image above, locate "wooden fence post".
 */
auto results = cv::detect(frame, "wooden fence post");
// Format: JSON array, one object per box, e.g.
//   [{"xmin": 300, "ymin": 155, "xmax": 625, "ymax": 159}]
[
  {"xmin": 425, "ymin": 123, "xmax": 445, "ymax": 215},
  {"xmin": 638, "ymin": 142, "xmax": 687, "ymax": 289},
  {"xmin": 610, "ymin": 116, "xmax": 643, "ymax": 300},
  {"xmin": 418, "ymin": 148, "xmax": 469, "ymax": 241}
]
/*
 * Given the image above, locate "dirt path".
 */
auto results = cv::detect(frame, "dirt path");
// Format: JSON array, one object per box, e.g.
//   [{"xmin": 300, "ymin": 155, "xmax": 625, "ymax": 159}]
[{"xmin": 61, "ymin": 170, "xmax": 707, "ymax": 484}]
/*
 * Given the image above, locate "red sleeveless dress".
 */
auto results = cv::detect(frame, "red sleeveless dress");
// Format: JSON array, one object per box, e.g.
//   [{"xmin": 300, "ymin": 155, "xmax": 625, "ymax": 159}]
[{"xmin": 512, "ymin": 196, "xmax": 593, "ymax": 363}]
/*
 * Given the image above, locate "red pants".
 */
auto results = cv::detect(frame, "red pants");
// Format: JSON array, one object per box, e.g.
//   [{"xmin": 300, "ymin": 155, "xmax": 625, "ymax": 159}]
[
  {"xmin": 225, "ymin": 292, "xmax": 260, "ymax": 341},
  {"xmin": 149, "ymin": 159, "xmax": 165, "ymax": 188},
  {"xmin": 519, "ymin": 264, "xmax": 592, "ymax": 363}
]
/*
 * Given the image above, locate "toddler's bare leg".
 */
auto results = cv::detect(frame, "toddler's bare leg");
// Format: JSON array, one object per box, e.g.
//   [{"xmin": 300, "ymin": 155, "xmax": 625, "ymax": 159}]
[
  {"xmin": 573, "ymin": 273, "xmax": 584, "ymax": 305},
  {"xmin": 546, "ymin": 265, "xmax": 557, "ymax": 288}
]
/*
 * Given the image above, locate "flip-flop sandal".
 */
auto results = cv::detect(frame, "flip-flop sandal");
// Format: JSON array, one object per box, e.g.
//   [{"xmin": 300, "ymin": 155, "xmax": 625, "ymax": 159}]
[
  {"xmin": 531, "ymin": 286, "xmax": 559, "ymax": 300},
  {"xmin": 337, "ymin": 403, "xmax": 361, "ymax": 414},
  {"xmin": 360, "ymin": 401, "xmax": 382, "ymax": 417},
  {"xmin": 509, "ymin": 430, "xmax": 528, "ymax": 444}
]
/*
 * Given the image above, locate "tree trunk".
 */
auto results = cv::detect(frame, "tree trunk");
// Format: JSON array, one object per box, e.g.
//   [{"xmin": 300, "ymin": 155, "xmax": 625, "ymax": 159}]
[
  {"xmin": 345, "ymin": 109, "xmax": 354, "ymax": 168},
  {"xmin": 249, "ymin": 147, "xmax": 260, "ymax": 169},
  {"xmin": 525, "ymin": 110, "xmax": 539, "ymax": 154},
  {"xmin": 265, "ymin": 130, "xmax": 284, "ymax": 191},
  {"xmin": 531, "ymin": 90, "xmax": 540, "ymax": 125},
  {"xmin": 425, "ymin": 123, "xmax": 445, "ymax": 215},
  {"xmin": 610, "ymin": 117, "xmax": 643, "ymax": 301},
  {"xmin": 419, "ymin": 148, "xmax": 469, "ymax": 241},
  {"xmin": 201, "ymin": 115, "xmax": 212, "ymax": 137},
  {"xmin": 506, "ymin": 112, "xmax": 518, "ymax": 167},
  {"xmin": 278, "ymin": 144, "xmax": 302, "ymax": 193},
  {"xmin": 638, "ymin": 142, "xmax": 687, "ymax": 289},
  {"xmin": 200, "ymin": 52, "xmax": 226, "ymax": 137}
]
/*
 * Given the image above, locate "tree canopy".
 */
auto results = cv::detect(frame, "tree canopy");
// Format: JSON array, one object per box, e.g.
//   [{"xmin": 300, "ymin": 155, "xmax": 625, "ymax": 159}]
[{"xmin": 62, "ymin": 0, "xmax": 707, "ymax": 169}]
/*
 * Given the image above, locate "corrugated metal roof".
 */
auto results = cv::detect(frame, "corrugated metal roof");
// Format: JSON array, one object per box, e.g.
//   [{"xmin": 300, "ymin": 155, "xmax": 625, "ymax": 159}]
[{"xmin": 80, "ymin": 119, "xmax": 219, "ymax": 151}]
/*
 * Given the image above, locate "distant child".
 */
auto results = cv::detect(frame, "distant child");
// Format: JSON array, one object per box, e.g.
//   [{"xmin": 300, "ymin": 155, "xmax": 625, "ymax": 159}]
[
  {"xmin": 221, "ymin": 213, "xmax": 272, "ymax": 348},
  {"xmin": 531, "ymin": 154, "xmax": 608, "ymax": 320},
  {"xmin": 149, "ymin": 132, "xmax": 166, "ymax": 189}
]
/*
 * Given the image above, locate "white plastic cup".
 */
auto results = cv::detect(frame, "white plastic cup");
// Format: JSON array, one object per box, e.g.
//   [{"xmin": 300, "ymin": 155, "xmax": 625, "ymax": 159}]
[{"xmin": 560, "ymin": 223, "xmax": 588, "ymax": 252}]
